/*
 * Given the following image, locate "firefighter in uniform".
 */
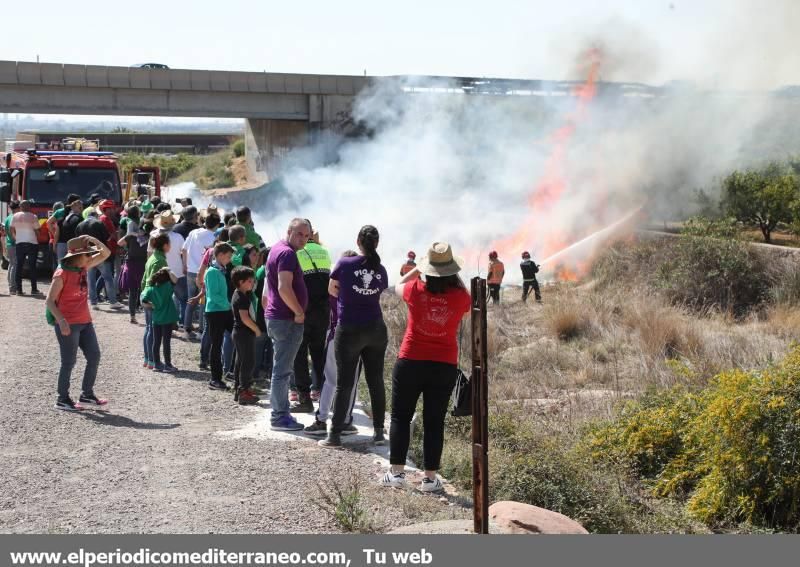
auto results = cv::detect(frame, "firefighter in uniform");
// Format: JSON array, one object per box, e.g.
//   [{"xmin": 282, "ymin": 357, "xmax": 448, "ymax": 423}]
[
  {"xmin": 400, "ymin": 250, "xmax": 417, "ymax": 276},
  {"xmin": 487, "ymin": 251, "xmax": 505, "ymax": 305},
  {"xmin": 520, "ymin": 251, "xmax": 542, "ymax": 303},
  {"xmin": 292, "ymin": 228, "xmax": 332, "ymax": 412}
]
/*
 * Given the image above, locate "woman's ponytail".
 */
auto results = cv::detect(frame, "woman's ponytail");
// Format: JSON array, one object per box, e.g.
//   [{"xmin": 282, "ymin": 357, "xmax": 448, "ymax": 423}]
[{"xmin": 358, "ymin": 225, "xmax": 381, "ymax": 270}]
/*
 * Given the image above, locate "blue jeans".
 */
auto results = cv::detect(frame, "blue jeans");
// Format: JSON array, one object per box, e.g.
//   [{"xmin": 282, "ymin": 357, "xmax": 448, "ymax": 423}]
[
  {"xmin": 184, "ymin": 272, "xmax": 204, "ymax": 332},
  {"xmin": 55, "ymin": 242, "xmax": 68, "ymax": 263},
  {"xmin": 55, "ymin": 322, "xmax": 101, "ymax": 399},
  {"xmin": 88, "ymin": 259, "xmax": 117, "ymax": 304},
  {"xmin": 267, "ymin": 319, "xmax": 304, "ymax": 422},
  {"xmin": 143, "ymin": 307, "xmax": 155, "ymax": 363},
  {"xmin": 223, "ymin": 331, "xmax": 233, "ymax": 374},
  {"xmin": 254, "ymin": 331, "xmax": 273, "ymax": 380},
  {"xmin": 200, "ymin": 312, "xmax": 210, "ymax": 365},
  {"xmin": 6, "ymin": 245, "xmax": 16, "ymax": 292},
  {"xmin": 173, "ymin": 276, "xmax": 188, "ymax": 326}
]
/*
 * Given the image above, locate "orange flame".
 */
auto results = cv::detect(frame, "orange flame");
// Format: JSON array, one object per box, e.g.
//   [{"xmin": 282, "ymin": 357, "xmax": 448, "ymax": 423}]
[{"xmin": 489, "ymin": 48, "xmax": 604, "ymax": 281}]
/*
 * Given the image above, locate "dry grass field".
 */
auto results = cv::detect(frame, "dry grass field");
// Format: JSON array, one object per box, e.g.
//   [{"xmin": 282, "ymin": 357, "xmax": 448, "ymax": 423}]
[{"xmin": 374, "ymin": 231, "xmax": 800, "ymax": 533}]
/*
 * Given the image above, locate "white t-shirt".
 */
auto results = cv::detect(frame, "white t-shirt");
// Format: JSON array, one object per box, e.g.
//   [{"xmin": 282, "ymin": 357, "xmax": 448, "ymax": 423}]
[
  {"xmin": 11, "ymin": 212, "xmax": 39, "ymax": 244},
  {"xmin": 150, "ymin": 228, "xmax": 186, "ymax": 277},
  {"xmin": 182, "ymin": 227, "xmax": 216, "ymax": 274}
]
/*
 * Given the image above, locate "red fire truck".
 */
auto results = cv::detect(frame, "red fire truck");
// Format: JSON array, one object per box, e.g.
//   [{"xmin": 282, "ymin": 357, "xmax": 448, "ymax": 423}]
[{"xmin": 0, "ymin": 145, "xmax": 123, "ymax": 272}]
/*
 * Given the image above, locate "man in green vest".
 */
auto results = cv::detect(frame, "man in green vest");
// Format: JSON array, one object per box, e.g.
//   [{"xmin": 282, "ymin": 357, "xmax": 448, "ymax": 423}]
[{"xmin": 291, "ymin": 225, "xmax": 332, "ymax": 412}]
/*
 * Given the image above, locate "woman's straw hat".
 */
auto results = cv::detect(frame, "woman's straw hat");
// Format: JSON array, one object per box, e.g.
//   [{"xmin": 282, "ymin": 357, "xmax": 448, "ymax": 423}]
[
  {"xmin": 416, "ymin": 242, "xmax": 464, "ymax": 277},
  {"xmin": 153, "ymin": 210, "xmax": 177, "ymax": 230},
  {"xmin": 62, "ymin": 236, "xmax": 102, "ymax": 260}
]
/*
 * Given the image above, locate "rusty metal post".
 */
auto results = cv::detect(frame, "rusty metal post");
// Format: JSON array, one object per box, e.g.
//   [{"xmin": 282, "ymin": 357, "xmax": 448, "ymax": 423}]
[{"xmin": 470, "ymin": 277, "xmax": 489, "ymax": 534}]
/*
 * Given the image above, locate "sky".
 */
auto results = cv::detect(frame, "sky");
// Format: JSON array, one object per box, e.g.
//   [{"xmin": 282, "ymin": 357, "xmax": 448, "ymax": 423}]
[{"xmin": 4, "ymin": 0, "xmax": 797, "ymax": 86}]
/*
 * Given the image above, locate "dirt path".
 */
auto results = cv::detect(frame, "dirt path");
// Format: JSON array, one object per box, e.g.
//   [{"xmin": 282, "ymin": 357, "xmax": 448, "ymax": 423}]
[{"xmin": 0, "ymin": 278, "xmax": 464, "ymax": 533}]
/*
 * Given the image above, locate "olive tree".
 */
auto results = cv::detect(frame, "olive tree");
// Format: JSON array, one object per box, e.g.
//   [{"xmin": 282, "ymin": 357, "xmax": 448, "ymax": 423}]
[{"xmin": 722, "ymin": 162, "xmax": 798, "ymax": 243}]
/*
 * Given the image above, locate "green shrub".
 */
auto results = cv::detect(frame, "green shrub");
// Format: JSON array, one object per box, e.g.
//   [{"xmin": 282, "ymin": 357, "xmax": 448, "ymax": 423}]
[
  {"xmin": 593, "ymin": 219, "xmax": 767, "ymax": 315},
  {"xmin": 312, "ymin": 469, "xmax": 375, "ymax": 533},
  {"xmin": 208, "ymin": 169, "xmax": 235, "ymax": 189},
  {"xmin": 437, "ymin": 412, "xmax": 639, "ymax": 533},
  {"xmin": 232, "ymin": 139, "xmax": 245, "ymax": 158},
  {"xmin": 590, "ymin": 345, "xmax": 800, "ymax": 529},
  {"xmin": 588, "ymin": 388, "xmax": 699, "ymax": 481},
  {"xmin": 655, "ymin": 217, "xmax": 767, "ymax": 314}
]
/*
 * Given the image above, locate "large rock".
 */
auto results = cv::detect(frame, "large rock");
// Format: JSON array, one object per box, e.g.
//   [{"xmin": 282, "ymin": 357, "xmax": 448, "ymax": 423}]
[
  {"xmin": 488, "ymin": 501, "xmax": 589, "ymax": 534},
  {"xmin": 388, "ymin": 520, "xmax": 509, "ymax": 534}
]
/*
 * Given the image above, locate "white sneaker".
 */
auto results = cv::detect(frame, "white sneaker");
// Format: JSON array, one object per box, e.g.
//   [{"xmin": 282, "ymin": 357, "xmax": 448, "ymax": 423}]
[
  {"xmin": 419, "ymin": 476, "xmax": 444, "ymax": 493},
  {"xmin": 381, "ymin": 471, "xmax": 406, "ymax": 488}
]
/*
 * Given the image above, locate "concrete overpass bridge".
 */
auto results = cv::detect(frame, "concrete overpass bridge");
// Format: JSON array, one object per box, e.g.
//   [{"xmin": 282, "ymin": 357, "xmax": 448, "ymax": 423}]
[
  {"xmin": 0, "ymin": 60, "xmax": 374, "ymax": 181},
  {"xmin": 0, "ymin": 60, "xmax": 736, "ymax": 182}
]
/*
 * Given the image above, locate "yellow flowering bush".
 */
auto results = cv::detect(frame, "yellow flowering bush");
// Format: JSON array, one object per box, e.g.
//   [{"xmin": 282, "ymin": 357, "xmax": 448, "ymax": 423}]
[{"xmin": 591, "ymin": 346, "xmax": 800, "ymax": 529}]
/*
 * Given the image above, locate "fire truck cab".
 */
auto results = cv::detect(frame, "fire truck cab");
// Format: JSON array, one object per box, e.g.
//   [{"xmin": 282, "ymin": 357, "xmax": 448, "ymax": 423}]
[{"xmin": 0, "ymin": 145, "xmax": 123, "ymax": 273}]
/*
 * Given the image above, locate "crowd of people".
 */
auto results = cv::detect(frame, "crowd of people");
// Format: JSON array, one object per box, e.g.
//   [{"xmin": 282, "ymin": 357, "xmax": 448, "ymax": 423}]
[{"xmin": 2, "ymin": 193, "xmax": 543, "ymax": 493}]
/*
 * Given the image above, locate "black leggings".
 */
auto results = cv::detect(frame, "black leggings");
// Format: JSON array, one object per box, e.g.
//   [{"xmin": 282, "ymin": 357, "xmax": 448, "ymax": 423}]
[
  {"xmin": 389, "ymin": 358, "xmax": 458, "ymax": 471},
  {"xmin": 208, "ymin": 310, "xmax": 233, "ymax": 382},
  {"xmin": 232, "ymin": 328, "xmax": 255, "ymax": 392},
  {"xmin": 331, "ymin": 320, "xmax": 388, "ymax": 434},
  {"xmin": 293, "ymin": 302, "xmax": 329, "ymax": 396},
  {"xmin": 128, "ymin": 283, "xmax": 141, "ymax": 317},
  {"xmin": 152, "ymin": 324, "xmax": 173, "ymax": 367}
]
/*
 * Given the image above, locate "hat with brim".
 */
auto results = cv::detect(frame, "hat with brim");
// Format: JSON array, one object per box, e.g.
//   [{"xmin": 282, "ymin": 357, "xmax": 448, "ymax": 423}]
[
  {"xmin": 154, "ymin": 210, "xmax": 177, "ymax": 230},
  {"xmin": 416, "ymin": 242, "xmax": 464, "ymax": 277},
  {"xmin": 62, "ymin": 236, "xmax": 102, "ymax": 261}
]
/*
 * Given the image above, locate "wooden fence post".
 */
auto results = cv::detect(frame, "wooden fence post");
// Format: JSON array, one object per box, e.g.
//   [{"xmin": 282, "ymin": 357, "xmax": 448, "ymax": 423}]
[{"xmin": 470, "ymin": 277, "xmax": 489, "ymax": 534}]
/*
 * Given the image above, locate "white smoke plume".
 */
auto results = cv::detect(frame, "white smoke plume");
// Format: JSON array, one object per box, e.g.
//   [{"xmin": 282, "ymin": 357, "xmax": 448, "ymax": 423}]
[{"xmin": 231, "ymin": 5, "xmax": 800, "ymax": 283}]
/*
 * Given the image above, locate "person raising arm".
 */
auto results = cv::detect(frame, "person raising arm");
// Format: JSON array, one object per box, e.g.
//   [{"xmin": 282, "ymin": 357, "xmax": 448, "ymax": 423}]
[
  {"xmin": 47, "ymin": 235, "xmax": 111, "ymax": 337},
  {"xmin": 46, "ymin": 235, "xmax": 111, "ymax": 411}
]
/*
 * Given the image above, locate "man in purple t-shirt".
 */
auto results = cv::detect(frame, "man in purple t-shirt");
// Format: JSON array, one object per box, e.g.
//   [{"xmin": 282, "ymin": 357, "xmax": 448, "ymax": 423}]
[{"xmin": 264, "ymin": 218, "xmax": 311, "ymax": 431}]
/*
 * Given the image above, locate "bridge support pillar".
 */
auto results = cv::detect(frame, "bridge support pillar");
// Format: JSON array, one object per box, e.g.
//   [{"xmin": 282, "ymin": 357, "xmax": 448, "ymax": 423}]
[{"xmin": 244, "ymin": 119, "xmax": 310, "ymax": 184}]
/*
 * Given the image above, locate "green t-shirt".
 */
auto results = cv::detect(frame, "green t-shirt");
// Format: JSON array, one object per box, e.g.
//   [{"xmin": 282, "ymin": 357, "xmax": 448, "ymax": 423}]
[
  {"xmin": 204, "ymin": 265, "xmax": 231, "ymax": 313},
  {"xmin": 52, "ymin": 208, "xmax": 66, "ymax": 221},
  {"xmin": 229, "ymin": 241, "xmax": 246, "ymax": 267},
  {"xmin": 140, "ymin": 201, "xmax": 154, "ymax": 214},
  {"xmin": 245, "ymin": 223, "xmax": 263, "ymax": 248},
  {"xmin": 119, "ymin": 216, "xmax": 130, "ymax": 233},
  {"xmin": 141, "ymin": 250, "xmax": 168, "ymax": 289},
  {"xmin": 141, "ymin": 281, "xmax": 179, "ymax": 325},
  {"xmin": 3, "ymin": 214, "xmax": 14, "ymax": 247}
]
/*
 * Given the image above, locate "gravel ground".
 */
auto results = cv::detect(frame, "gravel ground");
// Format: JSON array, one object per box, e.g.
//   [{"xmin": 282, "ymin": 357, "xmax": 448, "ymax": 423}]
[{"xmin": 0, "ymin": 277, "xmax": 467, "ymax": 533}]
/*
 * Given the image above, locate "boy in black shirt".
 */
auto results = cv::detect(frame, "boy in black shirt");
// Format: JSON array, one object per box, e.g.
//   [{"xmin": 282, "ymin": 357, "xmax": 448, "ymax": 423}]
[{"xmin": 230, "ymin": 266, "xmax": 260, "ymax": 405}]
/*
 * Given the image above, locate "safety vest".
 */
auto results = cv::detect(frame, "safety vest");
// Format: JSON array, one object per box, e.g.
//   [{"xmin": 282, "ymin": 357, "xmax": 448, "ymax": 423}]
[
  {"xmin": 487, "ymin": 260, "xmax": 505, "ymax": 284},
  {"xmin": 297, "ymin": 242, "xmax": 332, "ymax": 275}
]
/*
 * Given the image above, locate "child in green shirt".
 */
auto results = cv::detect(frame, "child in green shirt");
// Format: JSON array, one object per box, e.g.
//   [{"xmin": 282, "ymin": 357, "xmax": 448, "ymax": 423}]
[
  {"xmin": 205, "ymin": 242, "xmax": 235, "ymax": 390},
  {"xmin": 141, "ymin": 267, "xmax": 179, "ymax": 373}
]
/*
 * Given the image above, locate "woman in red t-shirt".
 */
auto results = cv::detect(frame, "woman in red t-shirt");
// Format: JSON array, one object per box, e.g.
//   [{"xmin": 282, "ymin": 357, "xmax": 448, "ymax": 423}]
[
  {"xmin": 46, "ymin": 235, "xmax": 111, "ymax": 411},
  {"xmin": 382, "ymin": 242, "xmax": 471, "ymax": 493}
]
